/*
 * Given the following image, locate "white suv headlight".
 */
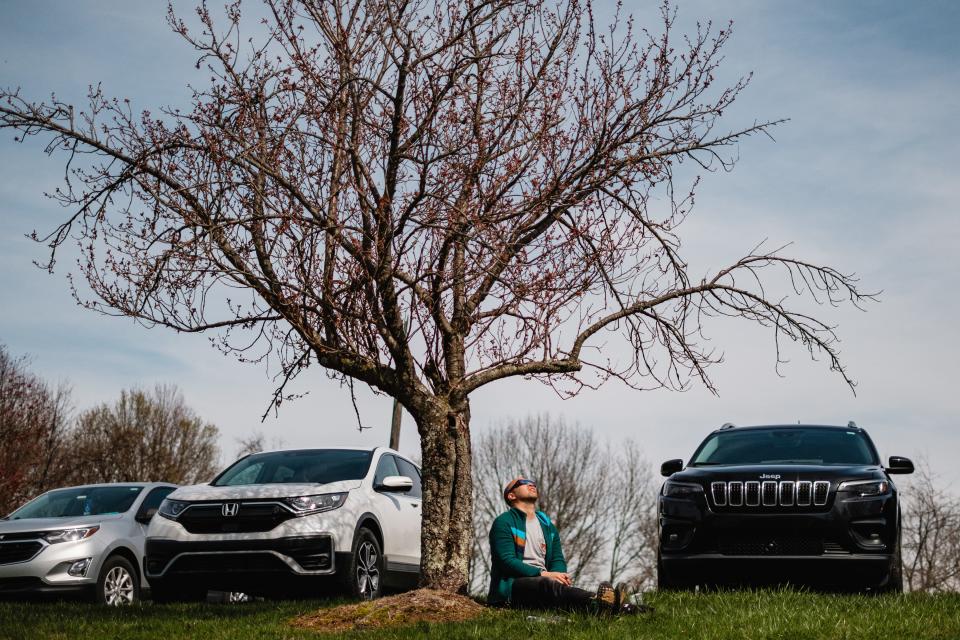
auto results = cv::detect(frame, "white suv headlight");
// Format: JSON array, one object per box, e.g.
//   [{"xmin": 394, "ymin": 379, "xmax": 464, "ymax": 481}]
[
  {"xmin": 283, "ymin": 493, "xmax": 347, "ymax": 515},
  {"xmin": 158, "ymin": 498, "xmax": 191, "ymax": 520},
  {"xmin": 41, "ymin": 526, "xmax": 100, "ymax": 544}
]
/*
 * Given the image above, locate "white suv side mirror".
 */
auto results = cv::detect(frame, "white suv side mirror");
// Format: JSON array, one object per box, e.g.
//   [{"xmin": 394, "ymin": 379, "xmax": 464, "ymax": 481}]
[{"xmin": 377, "ymin": 475, "xmax": 413, "ymax": 492}]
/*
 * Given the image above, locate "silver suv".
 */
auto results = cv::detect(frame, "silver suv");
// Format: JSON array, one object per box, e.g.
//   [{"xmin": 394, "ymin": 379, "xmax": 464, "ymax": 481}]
[
  {"xmin": 0, "ymin": 483, "xmax": 177, "ymax": 605},
  {"xmin": 145, "ymin": 447, "xmax": 422, "ymax": 601}
]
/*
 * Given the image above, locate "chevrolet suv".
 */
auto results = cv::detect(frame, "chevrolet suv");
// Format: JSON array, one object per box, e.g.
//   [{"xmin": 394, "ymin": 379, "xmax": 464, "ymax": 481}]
[
  {"xmin": 144, "ymin": 447, "xmax": 421, "ymax": 601},
  {"xmin": 0, "ymin": 482, "xmax": 177, "ymax": 604},
  {"xmin": 657, "ymin": 423, "xmax": 913, "ymax": 592}
]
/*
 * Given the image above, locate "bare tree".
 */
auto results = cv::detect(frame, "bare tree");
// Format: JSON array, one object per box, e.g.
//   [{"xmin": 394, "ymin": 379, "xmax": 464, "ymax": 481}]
[
  {"xmin": 606, "ymin": 440, "xmax": 659, "ymax": 589},
  {"xmin": 900, "ymin": 463, "xmax": 960, "ymax": 592},
  {"xmin": 470, "ymin": 415, "xmax": 659, "ymax": 594},
  {"xmin": 65, "ymin": 385, "xmax": 220, "ymax": 485},
  {"xmin": 233, "ymin": 429, "xmax": 286, "ymax": 460},
  {"xmin": 471, "ymin": 415, "xmax": 610, "ymax": 590},
  {"xmin": 0, "ymin": 0, "xmax": 873, "ymax": 591},
  {"xmin": 0, "ymin": 345, "xmax": 72, "ymax": 514}
]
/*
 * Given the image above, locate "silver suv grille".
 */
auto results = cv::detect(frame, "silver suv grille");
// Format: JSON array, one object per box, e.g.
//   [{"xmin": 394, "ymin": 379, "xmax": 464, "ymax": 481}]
[{"xmin": 711, "ymin": 480, "xmax": 830, "ymax": 508}]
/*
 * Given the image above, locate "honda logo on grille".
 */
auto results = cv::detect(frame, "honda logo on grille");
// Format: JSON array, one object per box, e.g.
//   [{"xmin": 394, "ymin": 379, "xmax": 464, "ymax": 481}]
[{"xmin": 222, "ymin": 503, "xmax": 239, "ymax": 517}]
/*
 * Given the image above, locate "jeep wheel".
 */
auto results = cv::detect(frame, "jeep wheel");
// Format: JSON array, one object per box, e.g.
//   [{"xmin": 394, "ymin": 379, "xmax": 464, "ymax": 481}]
[
  {"xmin": 96, "ymin": 555, "xmax": 140, "ymax": 606},
  {"xmin": 341, "ymin": 528, "xmax": 383, "ymax": 600},
  {"xmin": 877, "ymin": 541, "xmax": 904, "ymax": 594},
  {"xmin": 656, "ymin": 550, "xmax": 693, "ymax": 591}
]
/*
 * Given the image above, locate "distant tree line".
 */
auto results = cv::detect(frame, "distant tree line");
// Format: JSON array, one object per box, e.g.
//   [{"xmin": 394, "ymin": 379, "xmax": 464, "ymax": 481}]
[
  {"xmin": 0, "ymin": 344, "xmax": 220, "ymax": 514},
  {"xmin": 470, "ymin": 415, "xmax": 960, "ymax": 593}
]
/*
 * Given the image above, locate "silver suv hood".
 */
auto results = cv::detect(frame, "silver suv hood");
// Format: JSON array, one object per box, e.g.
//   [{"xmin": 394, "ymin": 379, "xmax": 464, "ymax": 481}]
[
  {"xmin": 169, "ymin": 480, "xmax": 362, "ymax": 501},
  {"xmin": 0, "ymin": 513, "xmax": 122, "ymax": 533}
]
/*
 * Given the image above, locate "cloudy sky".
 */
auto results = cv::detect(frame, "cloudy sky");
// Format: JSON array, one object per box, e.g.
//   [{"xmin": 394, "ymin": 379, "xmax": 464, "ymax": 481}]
[{"xmin": 1, "ymin": 1, "xmax": 958, "ymax": 486}]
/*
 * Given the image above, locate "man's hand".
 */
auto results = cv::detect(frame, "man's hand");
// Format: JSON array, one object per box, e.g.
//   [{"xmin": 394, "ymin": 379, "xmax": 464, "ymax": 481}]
[{"xmin": 541, "ymin": 571, "xmax": 572, "ymax": 586}]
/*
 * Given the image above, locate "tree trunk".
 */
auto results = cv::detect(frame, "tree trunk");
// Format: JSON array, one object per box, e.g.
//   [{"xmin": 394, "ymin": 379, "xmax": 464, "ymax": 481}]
[{"xmin": 417, "ymin": 400, "xmax": 474, "ymax": 593}]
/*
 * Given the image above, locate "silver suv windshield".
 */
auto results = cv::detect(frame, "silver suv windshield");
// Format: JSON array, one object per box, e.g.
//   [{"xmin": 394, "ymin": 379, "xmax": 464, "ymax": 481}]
[
  {"xmin": 690, "ymin": 428, "xmax": 879, "ymax": 466},
  {"xmin": 213, "ymin": 449, "xmax": 374, "ymax": 486},
  {"xmin": 10, "ymin": 486, "xmax": 144, "ymax": 519}
]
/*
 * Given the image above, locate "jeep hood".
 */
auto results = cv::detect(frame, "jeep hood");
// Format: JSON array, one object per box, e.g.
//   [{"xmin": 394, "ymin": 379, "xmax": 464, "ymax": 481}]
[{"xmin": 669, "ymin": 464, "xmax": 885, "ymax": 484}]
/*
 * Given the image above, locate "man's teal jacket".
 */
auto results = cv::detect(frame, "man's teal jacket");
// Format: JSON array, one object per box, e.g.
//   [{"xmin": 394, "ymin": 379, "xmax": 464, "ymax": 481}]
[{"xmin": 487, "ymin": 507, "xmax": 568, "ymax": 605}]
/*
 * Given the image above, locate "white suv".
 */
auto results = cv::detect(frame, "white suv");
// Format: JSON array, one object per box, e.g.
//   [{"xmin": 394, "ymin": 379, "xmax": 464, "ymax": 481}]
[{"xmin": 144, "ymin": 447, "xmax": 421, "ymax": 601}]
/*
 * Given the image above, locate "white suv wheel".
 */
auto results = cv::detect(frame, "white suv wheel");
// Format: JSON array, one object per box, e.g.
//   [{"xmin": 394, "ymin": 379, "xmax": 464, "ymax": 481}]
[{"xmin": 357, "ymin": 540, "xmax": 381, "ymax": 599}]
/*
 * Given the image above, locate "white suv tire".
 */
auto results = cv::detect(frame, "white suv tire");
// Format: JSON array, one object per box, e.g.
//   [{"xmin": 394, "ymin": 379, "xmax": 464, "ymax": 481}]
[{"xmin": 340, "ymin": 528, "xmax": 384, "ymax": 600}]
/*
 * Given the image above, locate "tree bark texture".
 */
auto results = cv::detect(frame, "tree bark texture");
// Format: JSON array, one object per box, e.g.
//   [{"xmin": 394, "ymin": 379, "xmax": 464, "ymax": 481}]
[{"xmin": 417, "ymin": 400, "xmax": 473, "ymax": 593}]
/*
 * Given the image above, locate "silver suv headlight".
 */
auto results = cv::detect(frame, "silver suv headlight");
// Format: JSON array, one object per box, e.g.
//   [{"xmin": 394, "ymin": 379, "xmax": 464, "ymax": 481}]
[
  {"xmin": 158, "ymin": 498, "xmax": 191, "ymax": 520},
  {"xmin": 838, "ymin": 479, "xmax": 890, "ymax": 497},
  {"xmin": 663, "ymin": 481, "xmax": 704, "ymax": 498},
  {"xmin": 283, "ymin": 493, "xmax": 347, "ymax": 515},
  {"xmin": 42, "ymin": 526, "xmax": 99, "ymax": 544}
]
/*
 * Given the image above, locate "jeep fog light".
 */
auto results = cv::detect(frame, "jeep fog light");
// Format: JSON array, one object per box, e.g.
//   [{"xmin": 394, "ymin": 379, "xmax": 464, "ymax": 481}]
[{"xmin": 68, "ymin": 558, "xmax": 93, "ymax": 577}]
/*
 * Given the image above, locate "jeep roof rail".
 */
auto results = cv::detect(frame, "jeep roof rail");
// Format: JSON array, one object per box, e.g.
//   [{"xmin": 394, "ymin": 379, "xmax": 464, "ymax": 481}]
[{"xmin": 719, "ymin": 423, "xmax": 737, "ymax": 430}]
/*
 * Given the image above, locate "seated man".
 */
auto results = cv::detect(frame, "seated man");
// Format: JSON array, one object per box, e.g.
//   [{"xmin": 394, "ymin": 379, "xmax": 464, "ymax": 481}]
[{"xmin": 487, "ymin": 476, "xmax": 641, "ymax": 613}]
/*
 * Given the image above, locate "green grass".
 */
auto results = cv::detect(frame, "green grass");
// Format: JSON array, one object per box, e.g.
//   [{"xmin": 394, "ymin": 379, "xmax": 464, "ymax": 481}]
[{"xmin": 1, "ymin": 590, "xmax": 959, "ymax": 640}]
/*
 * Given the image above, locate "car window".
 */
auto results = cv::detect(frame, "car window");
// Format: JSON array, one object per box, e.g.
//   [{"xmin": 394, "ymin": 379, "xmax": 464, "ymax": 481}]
[
  {"xmin": 138, "ymin": 487, "xmax": 176, "ymax": 517},
  {"xmin": 690, "ymin": 428, "xmax": 878, "ymax": 466},
  {"xmin": 395, "ymin": 458, "xmax": 422, "ymax": 499},
  {"xmin": 10, "ymin": 486, "xmax": 144, "ymax": 519},
  {"xmin": 213, "ymin": 449, "xmax": 374, "ymax": 486},
  {"xmin": 226, "ymin": 460, "xmax": 265, "ymax": 485},
  {"xmin": 374, "ymin": 454, "xmax": 401, "ymax": 486}
]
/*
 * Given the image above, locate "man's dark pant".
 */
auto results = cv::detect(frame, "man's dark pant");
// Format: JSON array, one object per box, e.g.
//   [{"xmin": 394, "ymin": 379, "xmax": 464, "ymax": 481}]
[{"xmin": 510, "ymin": 576, "xmax": 595, "ymax": 611}]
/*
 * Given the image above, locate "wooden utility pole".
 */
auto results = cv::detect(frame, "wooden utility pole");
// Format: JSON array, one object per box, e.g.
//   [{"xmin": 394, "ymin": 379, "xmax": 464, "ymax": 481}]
[{"xmin": 389, "ymin": 398, "xmax": 402, "ymax": 450}]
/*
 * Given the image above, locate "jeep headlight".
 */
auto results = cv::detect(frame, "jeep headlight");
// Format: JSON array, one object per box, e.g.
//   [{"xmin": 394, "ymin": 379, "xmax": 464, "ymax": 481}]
[
  {"xmin": 41, "ymin": 526, "xmax": 99, "ymax": 544},
  {"xmin": 283, "ymin": 493, "xmax": 347, "ymax": 515},
  {"xmin": 157, "ymin": 498, "xmax": 191, "ymax": 520},
  {"xmin": 663, "ymin": 481, "xmax": 704, "ymax": 498},
  {"xmin": 838, "ymin": 479, "xmax": 890, "ymax": 497}
]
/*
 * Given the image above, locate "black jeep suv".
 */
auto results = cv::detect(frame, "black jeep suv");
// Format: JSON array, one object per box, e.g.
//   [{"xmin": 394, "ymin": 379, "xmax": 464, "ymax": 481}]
[{"xmin": 657, "ymin": 423, "xmax": 914, "ymax": 591}]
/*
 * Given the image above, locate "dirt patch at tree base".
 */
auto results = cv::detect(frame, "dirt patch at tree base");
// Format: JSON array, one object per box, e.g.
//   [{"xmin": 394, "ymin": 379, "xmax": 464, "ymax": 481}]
[{"xmin": 290, "ymin": 589, "xmax": 489, "ymax": 633}]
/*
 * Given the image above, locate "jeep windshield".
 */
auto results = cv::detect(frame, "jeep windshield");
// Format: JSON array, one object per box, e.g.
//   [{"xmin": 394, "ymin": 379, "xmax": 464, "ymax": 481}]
[
  {"xmin": 212, "ymin": 449, "xmax": 374, "ymax": 486},
  {"xmin": 689, "ymin": 428, "xmax": 879, "ymax": 466},
  {"xmin": 10, "ymin": 486, "xmax": 144, "ymax": 519}
]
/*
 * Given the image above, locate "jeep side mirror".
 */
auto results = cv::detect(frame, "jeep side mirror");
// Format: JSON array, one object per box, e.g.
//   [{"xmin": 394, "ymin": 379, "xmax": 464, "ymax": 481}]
[
  {"xmin": 135, "ymin": 507, "xmax": 158, "ymax": 524},
  {"xmin": 887, "ymin": 456, "xmax": 914, "ymax": 474},
  {"xmin": 660, "ymin": 459, "xmax": 683, "ymax": 477},
  {"xmin": 376, "ymin": 475, "xmax": 413, "ymax": 492}
]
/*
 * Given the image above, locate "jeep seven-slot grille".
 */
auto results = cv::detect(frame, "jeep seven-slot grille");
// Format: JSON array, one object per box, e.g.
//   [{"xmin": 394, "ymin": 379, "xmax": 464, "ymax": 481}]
[{"xmin": 711, "ymin": 481, "xmax": 830, "ymax": 509}]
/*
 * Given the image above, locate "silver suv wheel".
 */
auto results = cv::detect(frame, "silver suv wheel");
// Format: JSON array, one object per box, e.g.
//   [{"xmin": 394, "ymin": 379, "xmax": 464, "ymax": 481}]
[{"xmin": 97, "ymin": 555, "xmax": 140, "ymax": 606}]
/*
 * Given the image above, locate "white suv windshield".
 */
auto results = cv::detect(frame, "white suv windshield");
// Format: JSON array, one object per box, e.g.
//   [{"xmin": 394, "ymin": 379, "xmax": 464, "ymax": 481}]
[
  {"xmin": 690, "ymin": 428, "xmax": 878, "ymax": 466},
  {"xmin": 213, "ymin": 449, "xmax": 373, "ymax": 486},
  {"xmin": 11, "ymin": 486, "xmax": 143, "ymax": 519}
]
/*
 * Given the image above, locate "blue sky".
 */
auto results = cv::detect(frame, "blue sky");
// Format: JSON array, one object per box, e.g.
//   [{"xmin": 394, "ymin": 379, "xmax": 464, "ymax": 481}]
[{"xmin": 1, "ymin": 2, "xmax": 958, "ymax": 484}]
